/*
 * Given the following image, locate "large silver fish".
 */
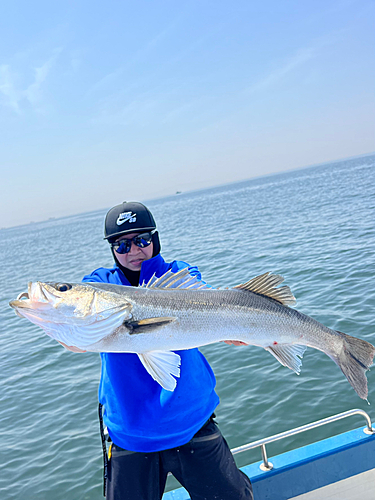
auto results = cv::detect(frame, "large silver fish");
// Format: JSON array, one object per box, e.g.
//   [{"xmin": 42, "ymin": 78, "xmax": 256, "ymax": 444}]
[{"xmin": 9, "ymin": 269, "xmax": 375, "ymax": 398}]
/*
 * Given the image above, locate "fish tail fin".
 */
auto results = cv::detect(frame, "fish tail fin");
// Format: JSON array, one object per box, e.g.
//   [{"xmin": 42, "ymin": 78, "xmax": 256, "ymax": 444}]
[{"xmin": 331, "ymin": 331, "xmax": 375, "ymax": 400}]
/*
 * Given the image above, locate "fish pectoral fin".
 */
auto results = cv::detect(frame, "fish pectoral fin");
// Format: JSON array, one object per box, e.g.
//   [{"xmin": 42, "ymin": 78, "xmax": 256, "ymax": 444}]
[
  {"xmin": 125, "ymin": 317, "xmax": 177, "ymax": 334},
  {"xmin": 138, "ymin": 351, "xmax": 181, "ymax": 391},
  {"xmin": 265, "ymin": 344, "xmax": 306, "ymax": 374}
]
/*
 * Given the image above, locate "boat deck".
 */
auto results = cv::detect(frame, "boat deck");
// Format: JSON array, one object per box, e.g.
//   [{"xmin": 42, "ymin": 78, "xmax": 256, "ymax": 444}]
[
  {"xmin": 162, "ymin": 410, "xmax": 375, "ymax": 500},
  {"xmin": 163, "ymin": 468, "xmax": 375, "ymax": 500},
  {"xmin": 290, "ymin": 469, "xmax": 375, "ymax": 500}
]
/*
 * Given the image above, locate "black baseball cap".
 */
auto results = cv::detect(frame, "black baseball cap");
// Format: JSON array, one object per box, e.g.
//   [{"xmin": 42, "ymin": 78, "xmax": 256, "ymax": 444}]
[{"xmin": 104, "ymin": 201, "xmax": 157, "ymax": 241}]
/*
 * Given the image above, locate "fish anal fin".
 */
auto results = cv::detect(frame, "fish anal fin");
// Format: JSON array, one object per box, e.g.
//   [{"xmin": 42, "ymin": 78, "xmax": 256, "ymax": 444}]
[
  {"xmin": 265, "ymin": 343, "xmax": 306, "ymax": 374},
  {"xmin": 126, "ymin": 317, "xmax": 177, "ymax": 334},
  {"xmin": 233, "ymin": 272, "xmax": 296, "ymax": 306},
  {"xmin": 138, "ymin": 351, "xmax": 181, "ymax": 391}
]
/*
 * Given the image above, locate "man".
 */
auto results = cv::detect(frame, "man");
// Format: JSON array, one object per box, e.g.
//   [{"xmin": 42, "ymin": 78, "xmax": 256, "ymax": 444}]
[{"xmin": 82, "ymin": 201, "xmax": 253, "ymax": 500}]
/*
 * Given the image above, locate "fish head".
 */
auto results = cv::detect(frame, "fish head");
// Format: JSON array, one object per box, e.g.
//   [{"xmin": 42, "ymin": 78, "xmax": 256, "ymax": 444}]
[{"xmin": 9, "ymin": 282, "xmax": 133, "ymax": 348}]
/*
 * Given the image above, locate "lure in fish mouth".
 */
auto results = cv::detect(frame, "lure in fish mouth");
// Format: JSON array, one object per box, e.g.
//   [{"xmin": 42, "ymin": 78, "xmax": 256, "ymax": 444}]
[{"xmin": 9, "ymin": 269, "xmax": 375, "ymax": 398}]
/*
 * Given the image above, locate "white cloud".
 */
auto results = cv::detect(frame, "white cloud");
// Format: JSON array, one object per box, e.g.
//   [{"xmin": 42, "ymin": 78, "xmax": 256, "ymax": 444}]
[
  {"xmin": 0, "ymin": 48, "xmax": 62, "ymax": 113},
  {"xmin": 244, "ymin": 31, "xmax": 342, "ymax": 96},
  {"xmin": 245, "ymin": 47, "xmax": 316, "ymax": 95},
  {"xmin": 24, "ymin": 48, "xmax": 62, "ymax": 107},
  {"xmin": 0, "ymin": 65, "xmax": 21, "ymax": 113},
  {"xmin": 86, "ymin": 68, "xmax": 124, "ymax": 98}
]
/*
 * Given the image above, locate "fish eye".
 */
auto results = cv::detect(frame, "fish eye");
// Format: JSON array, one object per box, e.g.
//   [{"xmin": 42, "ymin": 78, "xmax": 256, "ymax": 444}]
[{"xmin": 56, "ymin": 283, "xmax": 72, "ymax": 292}]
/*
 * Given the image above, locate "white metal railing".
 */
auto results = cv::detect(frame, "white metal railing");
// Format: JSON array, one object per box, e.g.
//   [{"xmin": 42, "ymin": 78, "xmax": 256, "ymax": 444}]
[{"xmin": 230, "ymin": 409, "xmax": 375, "ymax": 471}]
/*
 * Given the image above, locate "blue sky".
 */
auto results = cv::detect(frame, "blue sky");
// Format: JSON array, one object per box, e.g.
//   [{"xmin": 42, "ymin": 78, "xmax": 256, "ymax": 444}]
[{"xmin": 1, "ymin": 0, "xmax": 374, "ymax": 228}]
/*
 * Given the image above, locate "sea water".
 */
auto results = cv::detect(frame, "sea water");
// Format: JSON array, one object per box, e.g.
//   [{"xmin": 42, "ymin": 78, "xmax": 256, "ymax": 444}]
[{"xmin": 0, "ymin": 154, "xmax": 374, "ymax": 498}]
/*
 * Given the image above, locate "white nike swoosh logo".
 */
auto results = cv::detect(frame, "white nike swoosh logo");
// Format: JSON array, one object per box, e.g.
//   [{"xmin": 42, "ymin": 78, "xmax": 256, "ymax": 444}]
[{"xmin": 116, "ymin": 217, "xmax": 127, "ymax": 225}]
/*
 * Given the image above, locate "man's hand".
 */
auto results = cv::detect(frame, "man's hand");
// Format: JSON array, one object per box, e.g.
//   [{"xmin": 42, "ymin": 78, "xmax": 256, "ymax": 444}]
[{"xmin": 223, "ymin": 340, "xmax": 249, "ymax": 346}]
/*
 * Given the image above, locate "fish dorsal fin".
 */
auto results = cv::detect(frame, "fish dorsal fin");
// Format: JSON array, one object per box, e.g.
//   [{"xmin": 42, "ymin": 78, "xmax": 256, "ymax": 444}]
[
  {"xmin": 233, "ymin": 272, "xmax": 296, "ymax": 306},
  {"xmin": 141, "ymin": 268, "xmax": 213, "ymax": 290}
]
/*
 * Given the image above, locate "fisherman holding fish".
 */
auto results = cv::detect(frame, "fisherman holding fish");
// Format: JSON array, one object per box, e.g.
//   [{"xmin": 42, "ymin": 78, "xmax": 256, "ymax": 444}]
[
  {"xmin": 10, "ymin": 201, "xmax": 375, "ymax": 499},
  {"xmin": 82, "ymin": 201, "xmax": 254, "ymax": 499}
]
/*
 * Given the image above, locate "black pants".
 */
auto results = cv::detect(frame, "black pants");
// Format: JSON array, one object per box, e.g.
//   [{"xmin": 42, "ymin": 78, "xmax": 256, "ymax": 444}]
[{"xmin": 106, "ymin": 418, "xmax": 253, "ymax": 500}]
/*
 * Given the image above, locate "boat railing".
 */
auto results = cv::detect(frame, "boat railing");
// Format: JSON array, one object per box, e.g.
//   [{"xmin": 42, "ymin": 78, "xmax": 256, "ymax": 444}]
[{"xmin": 230, "ymin": 408, "xmax": 375, "ymax": 471}]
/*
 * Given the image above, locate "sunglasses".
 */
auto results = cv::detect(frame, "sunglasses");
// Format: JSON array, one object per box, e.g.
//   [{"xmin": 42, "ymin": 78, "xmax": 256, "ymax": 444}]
[{"xmin": 111, "ymin": 231, "xmax": 154, "ymax": 254}]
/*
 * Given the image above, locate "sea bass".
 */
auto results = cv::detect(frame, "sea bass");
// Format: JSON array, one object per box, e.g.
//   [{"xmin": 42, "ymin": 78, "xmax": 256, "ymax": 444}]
[{"xmin": 9, "ymin": 269, "xmax": 375, "ymax": 398}]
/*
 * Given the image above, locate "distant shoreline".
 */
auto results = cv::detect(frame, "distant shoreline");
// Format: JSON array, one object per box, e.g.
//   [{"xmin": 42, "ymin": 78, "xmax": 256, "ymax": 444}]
[{"xmin": 2, "ymin": 152, "xmax": 374, "ymax": 231}]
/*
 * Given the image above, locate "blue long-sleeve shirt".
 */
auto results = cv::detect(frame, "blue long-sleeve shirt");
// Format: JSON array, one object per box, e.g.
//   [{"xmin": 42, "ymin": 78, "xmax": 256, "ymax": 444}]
[{"xmin": 82, "ymin": 253, "xmax": 219, "ymax": 452}]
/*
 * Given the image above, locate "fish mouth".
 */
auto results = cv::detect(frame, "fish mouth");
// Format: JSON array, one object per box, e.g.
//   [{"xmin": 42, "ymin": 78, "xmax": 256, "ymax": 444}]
[
  {"xmin": 9, "ymin": 287, "xmax": 36, "ymax": 319},
  {"xmin": 9, "ymin": 283, "xmax": 62, "ymax": 323},
  {"xmin": 9, "ymin": 289, "xmax": 32, "ymax": 311},
  {"xmin": 9, "ymin": 282, "xmax": 48, "ymax": 310}
]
